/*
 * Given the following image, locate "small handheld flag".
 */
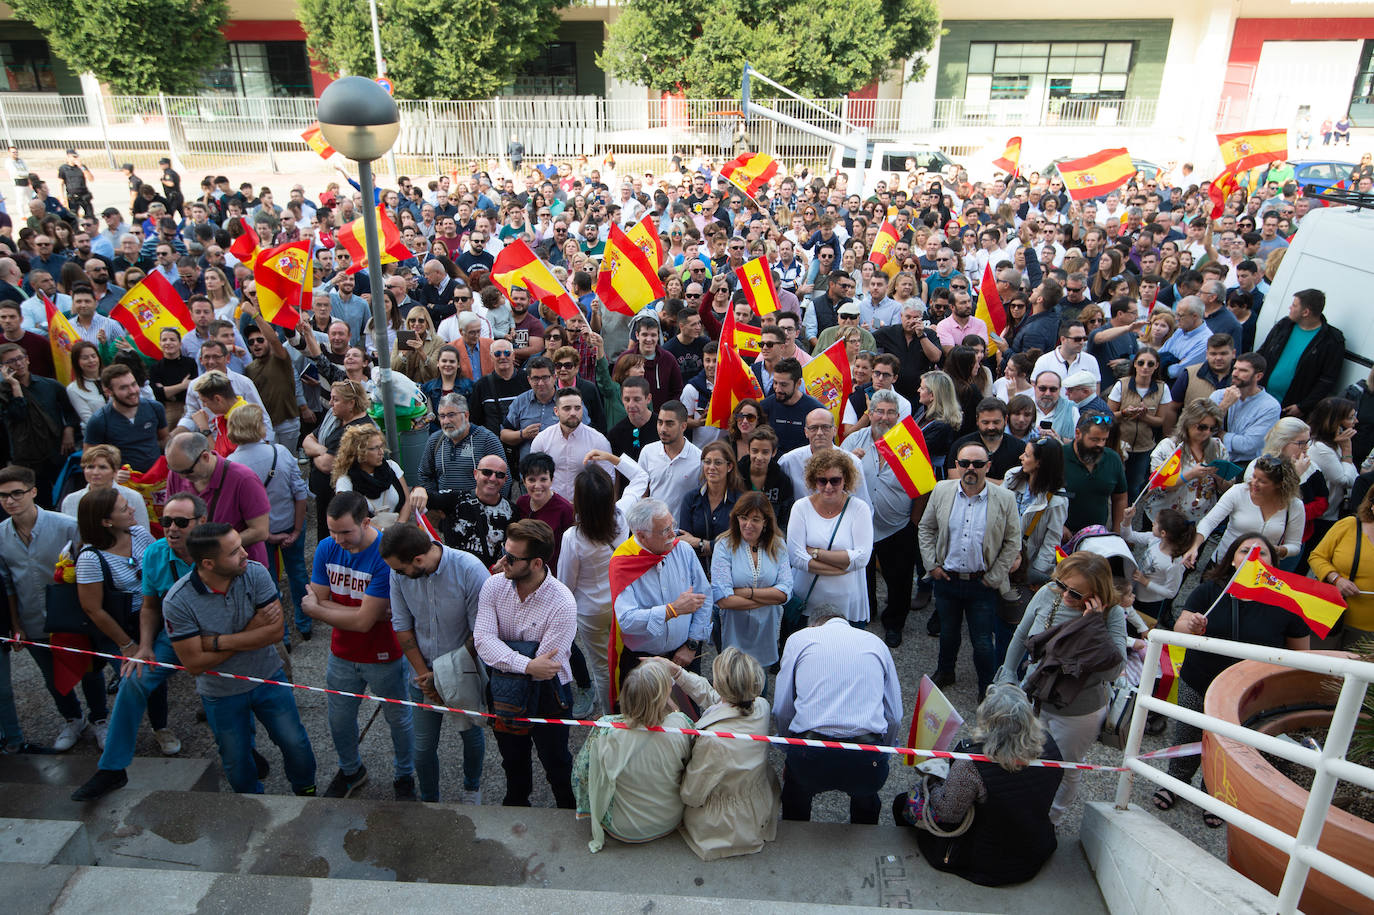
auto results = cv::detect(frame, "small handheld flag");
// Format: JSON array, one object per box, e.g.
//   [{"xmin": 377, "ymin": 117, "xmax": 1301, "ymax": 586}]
[
  {"xmin": 874, "ymin": 415, "xmax": 938, "ymax": 498},
  {"xmin": 720, "ymin": 301, "xmax": 762, "ymax": 359},
  {"xmin": 491, "ymin": 240, "xmax": 581, "ymax": 320},
  {"xmin": 721, "ymin": 152, "xmax": 779, "ymax": 199},
  {"xmin": 903, "ymin": 675, "xmax": 965, "ymax": 767},
  {"xmin": 110, "ymin": 272, "xmax": 195, "ymax": 359},
  {"xmin": 868, "ymin": 220, "xmax": 900, "ymax": 269},
  {"xmin": 802, "ymin": 338, "xmax": 853, "ymax": 435},
  {"xmin": 734, "ymin": 257, "xmax": 779, "ymax": 316},
  {"xmin": 228, "ymin": 217, "xmax": 260, "ymax": 271},
  {"xmin": 597, "ymin": 224, "xmax": 665, "ymax": 316},
  {"xmin": 1223, "ymin": 545, "xmax": 1345, "ymax": 638},
  {"xmin": 992, "ymin": 137, "xmax": 1022, "ymax": 176}
]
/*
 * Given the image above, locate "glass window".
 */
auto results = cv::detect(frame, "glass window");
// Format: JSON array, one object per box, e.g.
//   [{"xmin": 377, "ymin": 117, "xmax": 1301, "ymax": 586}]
[
  {"xmin": 204, "ymin": 41, "xmax": 311, "ymax": 97},
  {"xmin": 0, "ymin": 40, "xmax": 58, "ymax": 92},
  {"xmin": 968, "ymin": 44, "xmax": 995, "ymax": 72},
  {"xmin": 968, "ymin": 40, "xmax": 1133, "ymax": 101},
  {"xmin": 511, "ymin": 42, "xmax": 578, "ymax": 95}
]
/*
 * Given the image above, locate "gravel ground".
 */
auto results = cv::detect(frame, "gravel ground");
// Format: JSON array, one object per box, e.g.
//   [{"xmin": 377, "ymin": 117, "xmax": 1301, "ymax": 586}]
[{"xmin": 5, "ymin": 507, "xmax": 1226, "ymax": 861}]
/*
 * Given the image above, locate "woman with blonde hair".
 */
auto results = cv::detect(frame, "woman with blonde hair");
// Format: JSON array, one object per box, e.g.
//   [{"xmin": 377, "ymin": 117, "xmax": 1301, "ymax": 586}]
[
  {"xmin": 786, "ymin": 449, "xmax": 873, "ymax": 626},
  {"xmin": 331, "ymin": 422, "xmax": 412, "ymax": 527},
  {"xmin": 60, "ymin": 444, "xmax": 149, "ymax": 529},
  {"xmin": 204, "ymin": 266, "xmax": 239, "ymax": 321},
  {"xmin": 915, "ymin": 370, "xmax": 962, "ymax": 472},
  {"xmin": 1144, "ymin": 398, "xmax": 1229, "ymax": 523},
  {"xmin": 302, "ymin": 379, "xmax": 376, "ymax": 538},
  {"xmin": 1185, "ymin": 454, "xmax": 1303, "ymax": 569},
  {"xmin": 396, "ymin": 305, "xmax": 442, "ymax": 383}
]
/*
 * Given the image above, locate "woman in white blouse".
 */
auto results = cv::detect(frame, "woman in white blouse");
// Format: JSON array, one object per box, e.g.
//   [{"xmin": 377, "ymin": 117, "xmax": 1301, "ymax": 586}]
[
  {"xmin": 1184, "ymin": 454, "xmax": 1304, "ymax": 570},
  {"xmin": 559, "ymin": 466, "xmax": 626, "ymax": 716},
  {"xmin": 66, "ymin": 340, "xmax": 106, "ymax": 433},
  {"xmin": 786, "ymin": 450, "xmax": 874, "ymax": 625}
]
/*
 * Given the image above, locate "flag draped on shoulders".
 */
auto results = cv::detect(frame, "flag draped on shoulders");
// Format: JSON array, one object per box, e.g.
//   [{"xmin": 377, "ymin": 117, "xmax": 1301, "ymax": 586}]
[
  {"xmin": 110, "ymin": 272, "xmax": 195, "ymax": 359},
  {"xmin": 606, "ymin": 535, "xmax": 675, "ymax": 707},
  {"xmin": 490, "ymin": 239, "xmax": 581, "ymax": 320},
  {"xmin": 875, "ymin": 416, "xmax": 938, "ymax": 498}
]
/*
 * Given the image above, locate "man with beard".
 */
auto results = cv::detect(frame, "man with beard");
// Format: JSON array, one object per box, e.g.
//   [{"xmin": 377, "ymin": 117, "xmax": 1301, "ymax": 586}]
[
  {"xmin": 530, "ymin": 387, "xmax": 613, "ymax": 501},
  {"xmin": 414, "ymin": 393, "xmax": 507, "ymax": 500},
  {"xmin": 506, "ymin": 286, "xmax": 546, "ymax": 365},
  {"xmin": 1062, "ymin": 413, "xmax": 1127, "ymax": 533},
  {"xmin": 328, "ymin": 272, "xmax": 369, "ymax": 345},
  {"xmin": 950, "ymin": 398, "xmax": 1023, "ymax": 483}
]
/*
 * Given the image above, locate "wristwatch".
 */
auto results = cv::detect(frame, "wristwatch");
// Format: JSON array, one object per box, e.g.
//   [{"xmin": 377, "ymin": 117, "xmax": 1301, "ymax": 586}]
[{"xmin": 685, "ymin": 639, "xmax": 702, "ymax": 654}]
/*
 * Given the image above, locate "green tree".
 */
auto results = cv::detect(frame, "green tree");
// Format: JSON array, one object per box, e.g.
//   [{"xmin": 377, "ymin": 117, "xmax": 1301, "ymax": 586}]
[
  {"xmin": 299, "ymin": 0, "xmax": 570, "ymax": 100},
  {"xmin": 10, "ymin": 0, "xmax": 228, "ymax": 95},
  {"xmin": 600, "ymin": 0, "xmax": 940, "ymax": 99}
]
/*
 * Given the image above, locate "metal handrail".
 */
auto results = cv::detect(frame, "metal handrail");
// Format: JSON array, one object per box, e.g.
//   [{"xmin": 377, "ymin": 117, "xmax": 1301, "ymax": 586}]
[{"xmin": 1115, "ymin": 629, "xmax": 1374, "ymax": 913}]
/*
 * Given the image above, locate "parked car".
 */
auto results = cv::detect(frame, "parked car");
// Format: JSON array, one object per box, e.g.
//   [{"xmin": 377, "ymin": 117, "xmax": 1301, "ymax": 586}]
[{"xmin": 1287, "ymin": 159, "xmax": 1359, "ymax": 192}]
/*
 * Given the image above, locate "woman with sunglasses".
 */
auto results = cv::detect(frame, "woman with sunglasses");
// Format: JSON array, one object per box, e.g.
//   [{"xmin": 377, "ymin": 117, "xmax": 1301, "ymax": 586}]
[
  {"xmin": 1108, "ymin": 345, "xmax": 1174, "ymax": 498},
  {"xmin": 727, "ymin": 398, "xmax": 767, "ymax": 463},
  {"xmin": 302, "ymin": 380, "xmax": 377, "ymax": 539},
  {"xmin": 1184, "ymin": 453, "xmax": 1303, "ymax": 570},
  {"xmin": 786, "ymin": 449, "xmax": 873, "ymax": 626},
  {"xmin": 1143, "ymin": 398, "xmax": 1230, "ymax": 525},
  {"xmin": 996, "ymin": 551, "xmax": 1126, "ymax": 825}
]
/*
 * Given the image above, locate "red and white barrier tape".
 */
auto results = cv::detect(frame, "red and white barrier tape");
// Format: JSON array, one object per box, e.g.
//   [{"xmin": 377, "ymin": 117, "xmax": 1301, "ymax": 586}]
[{"xmin": 3, "ymin": 636, "xmax": 1198, "ymax": 772}]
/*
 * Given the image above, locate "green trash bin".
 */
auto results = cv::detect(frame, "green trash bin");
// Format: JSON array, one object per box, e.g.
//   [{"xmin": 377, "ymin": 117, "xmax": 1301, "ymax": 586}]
[{"xmin": 369, "ymin": 401, "xmax": 431, "ymax": 482}]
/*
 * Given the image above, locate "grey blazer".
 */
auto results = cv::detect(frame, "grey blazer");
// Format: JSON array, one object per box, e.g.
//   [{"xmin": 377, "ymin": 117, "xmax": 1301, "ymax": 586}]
[{"xmin": 917, "ymin": 479, "xmax": 1022, "ymax": 593}]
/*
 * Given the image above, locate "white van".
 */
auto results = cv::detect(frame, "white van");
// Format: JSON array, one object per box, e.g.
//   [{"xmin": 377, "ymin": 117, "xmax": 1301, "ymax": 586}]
[
  {"xmin": 830, "ymin": 143, "xmax": 955, "ymax": 198},
  {"xmin": 1251, "ymin": 203, "xmax": 1374, "ymax": 393}
]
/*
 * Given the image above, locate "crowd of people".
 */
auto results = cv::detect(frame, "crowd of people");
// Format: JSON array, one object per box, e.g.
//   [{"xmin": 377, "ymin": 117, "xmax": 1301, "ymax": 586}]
[{"xmin": 0, "ymin": 142, "xmax": 1365, "ymax": 881}]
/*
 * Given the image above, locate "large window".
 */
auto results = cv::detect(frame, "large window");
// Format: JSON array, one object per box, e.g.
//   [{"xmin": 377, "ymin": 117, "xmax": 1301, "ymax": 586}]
[
  {"xmin": 0, "ymin": 40, "xmax": 58, "ymax": 92},
  {"xmin": 509, "ymin": 42, "xmax": 577, "ymax": 95},
  {"xmin": 1352, "ymin": 39, "xmax": 1374, "ymax": 120},
  {"xmin": 967, "ymin": 41, "xmax": 1133, "ymax": 102},
  {"xmin": 204, "ymin": 42, "xmax": 312, "ymax": 97}
]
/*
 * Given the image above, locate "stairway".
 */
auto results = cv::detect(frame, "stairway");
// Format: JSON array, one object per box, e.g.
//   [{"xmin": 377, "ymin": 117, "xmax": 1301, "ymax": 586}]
[{"xmin": 0, "ymin": 754, "xmax": 1109, "ymax": 913}]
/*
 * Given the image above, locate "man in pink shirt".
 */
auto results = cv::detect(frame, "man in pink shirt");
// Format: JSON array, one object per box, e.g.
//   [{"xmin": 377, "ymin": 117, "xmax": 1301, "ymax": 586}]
[
  {"xmin": 935, "ymin": 287, "xmax": 988, "ymax": 355},
  {"xmin": 164, "ymin": 433, "xmax": 270, "ymax": 566}
]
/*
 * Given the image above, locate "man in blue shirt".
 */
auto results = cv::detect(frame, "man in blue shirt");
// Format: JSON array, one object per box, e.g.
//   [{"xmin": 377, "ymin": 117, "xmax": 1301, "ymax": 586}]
[
  {"xmin": 328, "ymin": 272, "xmax": 370, "ymax": 345},
  {"xmin": 1161, "ymin": 297, "xmax": 1213, "ymax": 380},
  {"xmin": 1210, "ymin": 352, "xmax": 1282, "ymax": 463}
]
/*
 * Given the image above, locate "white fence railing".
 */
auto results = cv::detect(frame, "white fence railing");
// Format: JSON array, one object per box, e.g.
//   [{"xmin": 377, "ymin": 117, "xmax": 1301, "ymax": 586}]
[{"xmin": 1116, "ymin": 630, "xmax": 1374, "ymax": 913}]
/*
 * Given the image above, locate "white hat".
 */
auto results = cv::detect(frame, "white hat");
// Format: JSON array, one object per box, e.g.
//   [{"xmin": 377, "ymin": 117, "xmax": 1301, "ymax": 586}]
[{"xmin": 1063, "ymin": 370, "xmax": 1097, "ymax": 389}]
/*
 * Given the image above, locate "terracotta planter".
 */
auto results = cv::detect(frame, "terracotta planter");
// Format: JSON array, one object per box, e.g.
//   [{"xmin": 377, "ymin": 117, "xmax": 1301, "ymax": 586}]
[{"xmin": 1202, "ymin": 651, "xmax": 1374, "ymax": 915}]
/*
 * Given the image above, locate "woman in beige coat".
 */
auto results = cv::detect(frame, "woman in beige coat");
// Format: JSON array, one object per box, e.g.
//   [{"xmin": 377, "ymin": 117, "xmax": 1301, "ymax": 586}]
[{"xmin": 670, "ymin": 648, "xmax": 781, "ymax": 860}]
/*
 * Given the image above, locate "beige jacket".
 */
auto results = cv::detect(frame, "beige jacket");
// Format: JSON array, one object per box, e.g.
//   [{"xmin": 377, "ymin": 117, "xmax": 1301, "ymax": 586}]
[
  {"xmin": 675, "ymin": 670, "xmax": 780, "ymax": 861},
  {"xmin": 917, "ymin": 479, "xmax": 1022, "ymax": 593}
]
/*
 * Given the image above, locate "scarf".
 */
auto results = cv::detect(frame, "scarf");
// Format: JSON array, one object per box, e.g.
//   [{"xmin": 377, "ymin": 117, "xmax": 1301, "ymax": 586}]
[{"xmin": 347, "ymin": 459, "xmax": 404, "ymax": 505}]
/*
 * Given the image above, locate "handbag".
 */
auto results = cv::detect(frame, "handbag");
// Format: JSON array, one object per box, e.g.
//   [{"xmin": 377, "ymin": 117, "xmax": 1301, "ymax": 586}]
[
  {"xmin": 1098, "ymin": 676, "xmax": 1137, "ymax": 750},
  {"xmin": 782, "ymin": 497, "xmax": 851, "ymax": 627},
  {"xmin": 44, "ymin": 547, "xmax": 137, "ymax": 639}
]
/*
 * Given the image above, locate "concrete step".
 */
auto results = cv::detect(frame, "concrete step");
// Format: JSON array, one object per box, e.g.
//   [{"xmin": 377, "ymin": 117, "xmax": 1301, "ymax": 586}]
[
  {"xmin": 0, "ymin": 782, "xmax": 1108, "ymax": 913},
  {"xmin": 0, "ymin": 819, "xmax": 93, "ymax": 866},
  {"xmin": 0, "ymin": 754, "xmax": 219, "ymax": 793}
]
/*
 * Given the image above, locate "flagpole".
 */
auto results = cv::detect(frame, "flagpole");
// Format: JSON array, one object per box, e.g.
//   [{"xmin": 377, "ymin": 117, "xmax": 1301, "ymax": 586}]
[
  {"xmin": 1201, "ymin": 545, "xmax": 1257, "ymax": 619},
  {"xmin": 358, "ymin": 160, "xmax": 400, "ymax": 456}
]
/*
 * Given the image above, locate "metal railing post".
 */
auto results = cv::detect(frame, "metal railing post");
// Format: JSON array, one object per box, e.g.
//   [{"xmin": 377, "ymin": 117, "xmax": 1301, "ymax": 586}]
[
  {"xmin": 0, "ymin": 95, "xmax": 12, "ymax": 148},
  {"xmin": 427, "ymin": 100, "xmax": 438, "ymax": 174},
  {"xmin": 156, "ymin": 94, "xmax": 183, "ymax": 172},
  {"xmin": 1115, "ymin": 634, "xmax": 1162, "ymax": 809},
  {"xmin": 91, "ymin": 87, "xmax": 115, "ymax": 169},
  {"xmin": 263, "ymin": 99, "xmax": 277, "ymax": 174}
]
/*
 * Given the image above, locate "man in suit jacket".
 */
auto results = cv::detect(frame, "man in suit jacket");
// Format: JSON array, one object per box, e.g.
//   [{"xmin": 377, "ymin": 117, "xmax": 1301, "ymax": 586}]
[{"xmin": 918, "ymin": 439, "xmax": 1022, "ymax": 701}]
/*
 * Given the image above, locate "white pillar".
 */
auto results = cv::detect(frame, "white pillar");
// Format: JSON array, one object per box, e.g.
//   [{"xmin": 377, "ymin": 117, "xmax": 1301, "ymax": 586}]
[{"xmin": 1155, "ymin": 0, "xmax": 1239, "ymax": 170}]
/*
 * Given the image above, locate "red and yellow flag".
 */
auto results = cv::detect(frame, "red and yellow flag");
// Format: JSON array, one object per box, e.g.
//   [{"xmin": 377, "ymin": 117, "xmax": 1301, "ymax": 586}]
[
  {"xmin": 596, "ymin": 223, "xmax": 665, "ymax": 316},
  {"xmin": 1225, "ymin": 546, "xmax": 1345, "ymax": 638},
  {"xmin": 721, "ymin": 151, "xmax": 779, "ymax": 198},
  {"xmin": 974, "ymin": 262, "xmax": 1007, "ymax": 354},
  {"xmin": 874, "ymin": 415, "xmax": 938, "ymax": 498},
  {"xmin": 253, "ymin": 239, "xmax": 312, "ymax": 329},
  {"xmin": 624, "ymin": 213, "xmax": 665, "ymax": 271},
  {"xmin": 868, "ymin": 220, "xmax": 899, "ymax": 269},
  {"xmin": 802, "ymin": 338, "xmax": 853, "ymax": 434},
  {"xmin": 1054, "ymin": 545, "xmax": 1069, "ymax": 563},
  {"xmin": 607, "ymin": 535, "xmax": 676, "ymax": 707},
  {"xmin": 734, "ymin": 257, "xmax": 779, "ymax": 316},
  {"xmin": 1216, "ymin": 128, "xmax": 1288, "ymax": 175},
  {"xmin": 903, "ymin": 674, "xmax": 964, "ymax": 766},
  {"xmin": 720, "ymin": 302, "xmax": 761, "ymax": 359},
  {"xmin": 992, "ymin": 136, "xmax": 1022, "ymax": 176},
  {"xmin": 705, "ymin": 342, "xmax": 763, "ymax": 429},
  {"xmin": 1152, "ymin": 644, "xmax": 1187, "ymax": 704},
  {"xmin": 491, "ymin": 239, "xmax": 580, "ymax": 320},
  {"xmin": 1058, "ymin": 148, "xmax": 1135, "ymax": 201},
  {"xmin": 1144, "ymin": 446, "xmax": 1183, "ymax": 492},
  {"xmin": 1208, "ymin": 167, "xmax": 1240, "ymax": 220},
  {"xmin": 44, "ymin": 293, "xmax": 77, "ymax": 386},
  {"xmin": 301, "ymin": 122, "xmax": 336, "ymax": 160},
  {"xmin": 339, "ymin": 206, "xmax": 411, "ymax": 275},
  {"xmin": 110, "ymin": 272, "xmax": 195, "ymax": 359},
  {"xmin": 228, "ymin": 217, "xmax": 260, "ymax": 271}
]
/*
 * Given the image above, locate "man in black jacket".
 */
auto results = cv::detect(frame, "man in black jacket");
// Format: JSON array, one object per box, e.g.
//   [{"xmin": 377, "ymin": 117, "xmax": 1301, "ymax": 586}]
[
  {"xmin": 874, "ymin": 304, "xmax": 943, "ymax": 404},
  {"xmin": 1257, "ymin": 288, "xmax": 1345, "ymax": 417}
]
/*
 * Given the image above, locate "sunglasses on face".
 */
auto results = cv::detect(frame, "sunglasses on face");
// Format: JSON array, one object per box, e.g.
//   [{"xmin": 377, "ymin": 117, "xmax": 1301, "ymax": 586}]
[
  {"xmin": 815, "ymin": 476, "xmax": 845, "ymax": 488},
  {"xmin": 955, "ymin": 458, "xmax": 989, "ymax": 469},
  {"xmin": 1049, "ymin": 579, "xmax": 1088, "ymax": 602},
  {"xmin": 478, "ymin": 468, "xmax": 508, "ymax": 479},
  {"xmin": 1037, "ymin": 385, "xmax": 1059, "ymax": 393},
  {"xmin": 163, "ymin": 516, "xmax": 195, "ymax": 528}
]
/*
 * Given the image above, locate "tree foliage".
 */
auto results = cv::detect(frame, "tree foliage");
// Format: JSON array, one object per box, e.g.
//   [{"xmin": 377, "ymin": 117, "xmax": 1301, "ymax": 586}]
[
  {"xmin": 600, "ymin": 0, "xmax": 940, "ymax": 99},
  {"xmin": 10, "ymin": 0, "xmax": 228, "ymax": 95},
  {"xmin": 299, "ymin": 0, "xmax": 571, "ymax": 100}
]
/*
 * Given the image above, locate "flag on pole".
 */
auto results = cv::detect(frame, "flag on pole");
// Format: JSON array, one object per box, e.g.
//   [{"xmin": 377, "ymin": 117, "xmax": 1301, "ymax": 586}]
[
  {"xmin": 802, "ymin": 338, "xmax": 853, "ymax": 434},
  {"xmin": 734, "ymin": 257, "xmax": 780, "ymax": 316},
  {"xmin": 44, "ymin": 293, "xmax": 77, "ymax": 386},
  {"xmin": 301, "ymin": 122, "xmax": 336, "ymax": 160},
  {"xmin": 868, "ymin": 220, "xmax": 900, "ymax": 269},
  {"xmin": 705, "ymin": 343, "xmax": 764, "ymax": 429},
  {"xmin": 874, "ymin": 415, "xmax": 938, "ymax": 498},
  {"xmin": 338, "ymin": 206, "xmax": 412, "ymax": 275},
  {"xmin": 1311, "ymin": 179, "xmax": 1347, "ymax": 208},
  {"xmin": 624, "ymin": 214, "xmax": 665, "ymax": 271},
  {"xmin": 1216, "ymin": 128, "xmax": 1288, "ymax": 175},
  {"xmin": 417, "ymin": 510, "xmax": 442, "ymax": 542},
  {"xmin": 974, "ymin": 263, "xmax": 1007, "ymax": 354},
  {"xmin": 720, "ymin": 152, "xmax": 779, "ymax": 198},
  {"xmin": 992, "ymin": 136, "xmax": 1022, "ymax": 176},
  {"xmin": 720, "ymin": 302, "xmax": 762, "ymax": 359},
  {"xmin": 1144, "ymin": 446, "xmax": 1184, "ymax": 492},
  {"xmin": 490, "ymin": 239, "xmax": 581, "ymax": 320},
  {"xmin": 903, "ymin": 675, "xmax": 965, "ymax": 767},
  {"xmin": 228, "ymin": 218, "xmax": 260, "ymax": 271},
  {"xmin": 596, "ymin": 224, "xmax": 665, "ymax": 316},
  {"xmin": 1208, "ymin": 167, "xmax": 1240, "ymax": 220},
  {"xmin": 1057, "ymin": 148, "xmax": 1136, "ymax": 201},
  {"xmin": 253, "ymin": 239, "xmax": 312, "ymax": 329},
  {"xmin": 110, "ymin": 272, "xmax": 195, "ymax": 359},
  {"xmin": 1225, "ymin": 545, "xmax": 1346, "ymax": 638},
  {"xmin": 607, "ymin": 535, "xmax": 677, "ymax": 707}
]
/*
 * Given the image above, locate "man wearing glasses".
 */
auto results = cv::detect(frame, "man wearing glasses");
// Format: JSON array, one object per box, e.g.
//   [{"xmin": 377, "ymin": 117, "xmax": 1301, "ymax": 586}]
[
  {"xmin": 1063, "ymin": 412, "xmax": 1128, "ymax": 534},
  {"xmin": 1032, "ymin": 370, "xmax": 1079, "ymax": 442},
  {"xmin": 801, "ymin": 271, "xmax": 852, "ymax": 348},
  {"xmin": 164, "ymin": 432, "xmax": 271, "ymax": 567},
  {"xmin": 1032, "ymin": 320, "xmax": 1099, "ymax": 387},
  {"xmin": 427, "ymin": 454, "xmax": 514, "ymax": 569},
  {"xmin": 918, "ymin": 441, "xmax": 1021, "ymax": 699}
]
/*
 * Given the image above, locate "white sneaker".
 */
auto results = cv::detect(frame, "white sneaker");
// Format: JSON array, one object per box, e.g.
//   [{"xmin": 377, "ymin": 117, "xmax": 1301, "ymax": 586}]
[
  {"xmin": 153, "ymin": 728, "xmax": 181, "ymax": 756},
  {"xmin": 53, "ymin": 718, "xmax": 87, "ymax": 753},
  {"xmin": 459, "ymin": 787, "xmax": 482, "ymax": 806},
  {"xmin": 92, "ymin": 720, "xmax": 108, "ymax": 750}
]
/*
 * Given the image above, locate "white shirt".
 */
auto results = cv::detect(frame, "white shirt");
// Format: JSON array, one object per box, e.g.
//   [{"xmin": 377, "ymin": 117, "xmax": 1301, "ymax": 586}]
[
  {"xmin": 437, "ymin": 313, "xmax": 493, "ymax": 342},
  {"xmin": 778, "ymin": 445, "xmax": 870, "ymax": 506},
  {"xmin": 20, "ymin": 292, "xmax": 70, "ymax": 332},
  {"xmin": 774, "ymin": 618, "xmax": 902, "ymax": 742},
  {"xmin": 841, "ymin": 389, "xmax": 911, "ymax": 428},
  {"xmin": 679, "ymin": 383, "xmax": 725, "ymax": 448},
  {"xmin": 530, "ymin": 421, "xmax": 613, "ymax": 502},
  {"xmin": 178, "ymin": 370, "xmax": 268, "ymax": 431},
  {"xmin": 615, "ymin": 439, "xmax": 703, "ymax": 524},
  {"xmin": 1032, "ymin": 348, "xmax": 1100, "ymax": 385}
]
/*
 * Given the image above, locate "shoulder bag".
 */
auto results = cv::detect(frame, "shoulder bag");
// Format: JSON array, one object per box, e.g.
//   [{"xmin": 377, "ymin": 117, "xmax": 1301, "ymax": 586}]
[
  {"xmin": 485, "ymin": 639, "xmax": 543, "ymax": 724},
  {"xmin": 781, "ymin": 497, "xmax": 851, "ymax": 629},
  {"xmin": 45, "ymin": 546, "xmax": 137, "ymax": 639}
]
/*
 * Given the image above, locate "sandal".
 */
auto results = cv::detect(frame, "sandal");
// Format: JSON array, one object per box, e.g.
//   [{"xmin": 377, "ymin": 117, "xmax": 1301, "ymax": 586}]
[
  {"xmin": 1152, "ymin": 788, "xmax": 1176, "ymax": 811},
  {"xmin": 1202, "ymin": 812, "xmax": 1224, "ymax": 828}
]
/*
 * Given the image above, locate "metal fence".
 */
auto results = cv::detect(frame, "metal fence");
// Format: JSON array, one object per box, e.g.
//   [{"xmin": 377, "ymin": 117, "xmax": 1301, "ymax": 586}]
[{"xmin": 0, "ymin": 91, "xmax": 1164, "ymax": 176}]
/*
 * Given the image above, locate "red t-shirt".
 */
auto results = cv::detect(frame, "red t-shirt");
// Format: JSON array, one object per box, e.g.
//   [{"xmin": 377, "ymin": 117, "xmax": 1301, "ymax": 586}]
[{"xmin": 310, "ymin": 535, "xmax": 401, "ymax": 664}]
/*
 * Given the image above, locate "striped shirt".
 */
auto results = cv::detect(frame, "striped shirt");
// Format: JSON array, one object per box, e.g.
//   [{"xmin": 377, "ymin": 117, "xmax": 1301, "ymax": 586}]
[
  {"xmin": 774, "ymin": 618, "xmax": 903, "ymax": 743},
  {"xmin": 474, "ymin": 571, "xmax": 577, "ymax": 685}
]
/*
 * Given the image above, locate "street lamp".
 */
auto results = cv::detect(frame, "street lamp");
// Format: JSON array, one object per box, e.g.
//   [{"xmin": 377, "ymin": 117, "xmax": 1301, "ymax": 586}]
[{"xmin": 317, "ymin": 76, "xmax": 402, "ymax": 454}]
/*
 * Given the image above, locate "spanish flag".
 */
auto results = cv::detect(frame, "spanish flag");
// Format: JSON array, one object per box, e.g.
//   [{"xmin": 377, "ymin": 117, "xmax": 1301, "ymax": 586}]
[
  {"xmin": 1057, "ymin": 148, "xmax": 1135, "ymax": 201},
  {"xmin": 868, "ymin": 220, "xmax": 899, "ymax": 269},
  {"xmin": 1209, "ymin": 167, "xmax": 1240, "ymax": 220},
  {"xmin": 301, "ymin": 122, "xmax": 336, "ymax": 160},
  {"xmin": 721, "ymin": 151, "xmax": 779, "ymax": 198},
  {"xmin": 110, "ymin": 272, "xmax": 195, "ymax": 359},
  {"xmin": 44, "ymin": 293, "xmax": 77, "ymax": 386},
  {"xmin": 607, "ymin": 535, "xmax": 675, "ymax": 707},
  {"xmin": 253, "ymin": 238, "xmax": 312, "ymax": 329},
  {"xmin": 491, "ymin": 239, "xmax": 581, "ymax": 320},
  {"xmin": 720, "ymin": 302, "xmax": 761, "ymax": 359},
  {"xmin": 1144, "ymin": 446, "xmax": 1183, "ymax": 492},
  {"xmin": 624, "ymin": 213, "xmax": 665, "ymax": 271},
  {"xmin": 874, "ymin": 415, "xmax": 938, "ymax": 498},
  {"xmin": 596, "ymin": 224, "xmax": 665, "ymax": 316},
  {"xmin": 1054, "ymin": 545, "xmax": 1069, "ymax": 563},
  {"xmin": 802, "ymin": 338, "xmax": 852, "ymax": 435},
  {"xmin": 339, "ymin": 206, "xmax": 411, "ymax": 275},
  {"xmin": 734, "ymin": 257, "xmax": 779, "ymax": 316},
  {"xmin": 228, "ymin": 217, "xmax": 260, "ymax": 271},
  {"xmin": 992, "ymin": 136, "xmax": 1022, "ymax": 176},
  {"xmin": 705, "ymin": 342, "xmax": 763, "ymax": 429},
  {"xmin": 1216, "ymin": 128, "xmax": 1288, "ymax": 175},
  {"xmin": 1225, "ymin": 545, "xmax": 1345, "ymax": 638},
  {"xmin": 974, "ymin": 262, "xmax": 1007, "ymax": 354},
  {"xmin": 1152, "ymin": 644, "xmax": 1187, "ymax": 704},
  {"xmin": 903, "ymin": 674, "xmax": 964, "ymax": 766}
]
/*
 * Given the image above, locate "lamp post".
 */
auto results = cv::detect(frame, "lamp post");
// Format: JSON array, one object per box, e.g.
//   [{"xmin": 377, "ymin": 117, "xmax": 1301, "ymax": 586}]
[{"xmin": 317, "ymin": 76, "xmax": 402, "ymax": 455}]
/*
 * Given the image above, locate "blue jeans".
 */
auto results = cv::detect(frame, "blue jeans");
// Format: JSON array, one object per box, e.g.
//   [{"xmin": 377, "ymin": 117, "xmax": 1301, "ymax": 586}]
[
  {"xmin": 933, "ymin": 577, "xmax": 1000, "ymax": 693},
  {"xmin": 201, "ymin": 673, "xmax": 316, "ymax": 794},
  {"xmin": 99, "ymin": 630, "xmax": 178, "ymax": 771},
  {"xmin": 266, "ymin": 536, "xmax": 310, "ymax": 636},
  {"xmin": 408, "ymin": 682, "xmax": 484, "ymax": 800},
  {"xmin": 0, "ymin": 644, "xmax": 21, "ymax": 747},
  {"xmin": 325, "ymin": 655, "xmax": 414, "ymax": 779}
]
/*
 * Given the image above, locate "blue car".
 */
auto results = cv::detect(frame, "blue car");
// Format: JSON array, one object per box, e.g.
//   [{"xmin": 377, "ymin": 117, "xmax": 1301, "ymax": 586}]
[{"xmin": 1289, "ymin": 160, "xmax": 1359, "ymax": 192}]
